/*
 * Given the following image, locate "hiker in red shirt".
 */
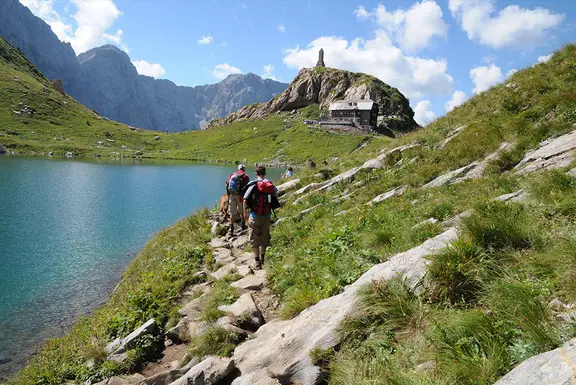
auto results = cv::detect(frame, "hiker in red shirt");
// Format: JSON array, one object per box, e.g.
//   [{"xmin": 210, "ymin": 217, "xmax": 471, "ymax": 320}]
[{"xmin": 225, "ymin": 164, "xmax": 250, "ymax": 237}]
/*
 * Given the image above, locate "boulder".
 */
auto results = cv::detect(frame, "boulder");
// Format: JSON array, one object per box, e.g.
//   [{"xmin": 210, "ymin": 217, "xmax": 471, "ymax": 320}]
[
  {"xmin": 493, "ymin": 338, "xmax": 576, "ymax": 385},
  {"xmin": 178, "ymin": 297, "xmax": 204, "ymax": 318},
  {"xmin": 423, "ymin": 163, "xmax": 479, "ymax": 188},
  {"xmin": 231, "ymin": 275, "xmax": 265, "ymax": 291},
  {"xmin": 211, "ymin": 263, "xmax": 237, "ymax": 280},
  {"xmin": 0, "ymin": 146, "xmax": 6, "ymax": 154},
  {"xmin": 213, "ymin": 248, "xmax": 234, "ymax": 264},
  {"xmin": 92, "ymin": 374, "xmax": 145, "ymax": 385},
  {"xmin": 300, "ymin": 204, "xmax": 322, "ymax": 216},
  {"xmin": 231, "ymin": 229, "xmax": 458, "ymax": 385},
  {"xmin": 121, "ymin": 318, "xmax": 158, "ymax": 350},
  {"xmin": 567, "ymin": 168, "xmax": 576, "ymax": 177},
  {"xmin": 514, "ymin": 130, "xmax": 576, "ymax": 174},
  {"xmin": 231, "ymin": 371, "xmax": 281, "ymax": 385},
  {"xmin": 438, "ymin": 126, "xmax": 467, "ymax": 149},
  {"xmin": 52, "ymin": 78, "xmax": 65, "ymax": 95},
  {"xmin": 494, "ymin": 190, "xmax": 526, "ymax": 203},
  {"xmin": 105, "ymin": 319, "xmax": 158, "ymax": 361},
  {"xmin": 236, "ymin": 264, "xmax": 252, "ymax": 277},
  {"xmin": 169, "ymin": 356, "xmax": 235, "ymax": 385},
  {"xmin": 411, "ymin": 218, "xmax": 438, "ymax": 229},
  {"xmin": 294, "ymin": 182, "xmax": 328, "ymax": 196},
  {"xmin": 142, "ymin": 357, "xmax": 200, "ymax": 385},
  {"xmin": 317, "ymin": 167, "xmax": 361, "ymax": 192},
  {"xmin": 276, "ymin": 179, "xmax": 300, "ymax": 195},
  {"xmin": 232, "ymin": 235, "xmax": 249, "ymax": 249},
  {"xmin": 218, "ymin": 293, "xmax": 263, "ymax": 327},
  {"xmin": 211, "ymin": 222, "xmax": 226, "ymax": 237},
  {"xmin": 368, "ymin": 185, "xmax": 407, "ymax": 205},
  {"xmin": 66, "ymin": 152, "xmax": 73, "ymax": 158},
  {"xmin": 457, "ymin": 142, "xmax": 513, "ymax": 181},
  {"xmin": 209, "ymin": 238, "xmax": 229, "ymax": 249}
]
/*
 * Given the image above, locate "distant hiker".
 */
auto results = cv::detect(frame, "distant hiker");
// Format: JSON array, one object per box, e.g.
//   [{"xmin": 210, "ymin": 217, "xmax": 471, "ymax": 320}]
[
  {"xmin": 243, "ymin": 166, "xmax": 280, "ymax": 270},
  {"xmin": 226, "ymin": 164, "xmax": 250, "ymax": 236},
  {"xmin": 306, "ymin": 158, "xmax": 316, "ymax": 168},
  {"xmin": 281, "ymin": 167, "xmax": 294, "ymax": 179}
]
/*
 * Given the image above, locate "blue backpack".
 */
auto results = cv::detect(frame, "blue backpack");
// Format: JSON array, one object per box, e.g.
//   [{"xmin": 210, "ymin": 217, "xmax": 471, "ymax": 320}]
[{"xmin": 227, "ymin": 172, "xmax": 244, "ymax": 195}]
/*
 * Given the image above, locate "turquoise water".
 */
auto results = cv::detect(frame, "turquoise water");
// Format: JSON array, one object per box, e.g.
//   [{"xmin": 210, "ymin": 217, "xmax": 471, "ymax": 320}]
[{"xmin": 0, "ymin": 156, "xmax": 280, "ymax": 378}]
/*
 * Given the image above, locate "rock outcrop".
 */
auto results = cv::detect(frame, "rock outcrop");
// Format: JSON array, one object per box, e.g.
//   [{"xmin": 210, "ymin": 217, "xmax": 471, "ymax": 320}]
[
  {"xmin": 493, "ymin": 338, "xmax": 576, "ymax": 385},
  {"xmin": 212, "ymin": 67, "xmax": 418, "ymax": 133}
]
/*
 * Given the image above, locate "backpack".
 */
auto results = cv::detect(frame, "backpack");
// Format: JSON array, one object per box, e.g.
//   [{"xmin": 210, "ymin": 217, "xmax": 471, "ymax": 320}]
[
  {"xmin": 227, "ymin": 172, "xmax": 246, "ymax": 195},
  {"xmin": 246, "ymin": 180, "xmax": 281, "ymax": 216}
]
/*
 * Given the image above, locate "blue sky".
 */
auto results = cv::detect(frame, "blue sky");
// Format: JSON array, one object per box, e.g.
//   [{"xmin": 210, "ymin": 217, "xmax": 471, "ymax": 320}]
[{"xmin": 19, "ymin": 0, "xmax": 576, "ymax": 125}]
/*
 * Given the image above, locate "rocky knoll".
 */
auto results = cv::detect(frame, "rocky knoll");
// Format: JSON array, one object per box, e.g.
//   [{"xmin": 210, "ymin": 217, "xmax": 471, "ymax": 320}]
[{"xmin": 212, "ymin": 66, "xmax": 418, "ymax": 132}]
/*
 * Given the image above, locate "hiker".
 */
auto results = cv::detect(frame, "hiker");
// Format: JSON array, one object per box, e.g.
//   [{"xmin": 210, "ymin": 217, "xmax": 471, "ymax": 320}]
[
  {"xmin": 243, "ymin": 165, "xmax": 280, "ymax": 270},
  {"xmin": 281, "ymin": 166, "xmax": 294, "ymax": 179},
  {"xmin": 226, "ymin": 164, "xmax": 250, "ymax": 236}
]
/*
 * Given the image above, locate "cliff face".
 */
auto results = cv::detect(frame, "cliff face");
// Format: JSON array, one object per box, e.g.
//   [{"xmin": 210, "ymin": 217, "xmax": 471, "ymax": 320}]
[
  {"xmin": 0, "ymin": 0, "xmax": 86, "ymax": 99},
  {"xmin": 213, "ymin": 67, "xmax": 419, "ymax": 132},
  {"xmin": 0, "ymin": 0, "xmax": 288, "ymax": 131}
]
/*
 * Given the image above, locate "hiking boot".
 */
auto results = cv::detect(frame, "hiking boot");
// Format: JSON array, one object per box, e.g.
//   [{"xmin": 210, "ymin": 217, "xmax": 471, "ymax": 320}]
[
  {"xmin": 228, "ymin": 224, "xmax": 234, "ymax": 237},
  {"xmin": 255, "ymin": 258, "xmax": 262, "ymax": 270},
  {"xmin": 241, "ymin": 222, "xmax": 247, "ymax": 232},
  {"xmin": 259, "ymin": 254, "xmax": 265, "ymax": 267}
]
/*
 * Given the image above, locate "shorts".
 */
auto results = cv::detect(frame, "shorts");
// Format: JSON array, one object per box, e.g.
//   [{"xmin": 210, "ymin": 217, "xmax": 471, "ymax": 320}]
[
  {"xmin": 228, "ymin": 195, "xmax": 243, "ymax": 222},
  {"xmin": 248, "ymin": 216, "xmax": 272, "ymax": 247}
]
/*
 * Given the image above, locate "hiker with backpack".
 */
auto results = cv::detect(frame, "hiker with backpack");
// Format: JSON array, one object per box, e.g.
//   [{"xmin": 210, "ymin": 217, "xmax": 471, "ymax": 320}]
[
  {"xmin": 226, "ymin": 164, "xmax": 250, "ymax": 237},
  {"xmin": 243, "ymin": 165, "xmax": 280, "ymax": 270}
]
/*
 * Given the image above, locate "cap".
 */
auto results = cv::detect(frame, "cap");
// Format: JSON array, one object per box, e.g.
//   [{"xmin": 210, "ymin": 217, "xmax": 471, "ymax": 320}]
[{"xmin": 238, "ymin": 164, "xmax": 246, "ymax": 170}]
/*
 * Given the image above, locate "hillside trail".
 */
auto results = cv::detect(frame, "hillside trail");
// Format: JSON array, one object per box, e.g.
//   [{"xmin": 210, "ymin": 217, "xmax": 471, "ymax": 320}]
[{"xmin": 136, "ymin": 220, "xmax": 281, "ymax": 381}]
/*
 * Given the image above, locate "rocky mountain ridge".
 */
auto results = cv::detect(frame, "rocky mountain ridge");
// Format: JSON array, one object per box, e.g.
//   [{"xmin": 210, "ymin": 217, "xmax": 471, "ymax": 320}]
[
  {"xmin": 0, "ymin": 0, "xmax": 288, "ymax": 131},
  {"xmin": 212, "ymin": 66, "xmax": 419, "ymax": 133}
]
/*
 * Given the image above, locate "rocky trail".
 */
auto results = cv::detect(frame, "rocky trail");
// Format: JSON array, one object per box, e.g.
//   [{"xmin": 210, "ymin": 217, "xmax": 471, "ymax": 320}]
[{"xmin": 93, "ymin": 127, "xmax": 576, "ymax": 385}]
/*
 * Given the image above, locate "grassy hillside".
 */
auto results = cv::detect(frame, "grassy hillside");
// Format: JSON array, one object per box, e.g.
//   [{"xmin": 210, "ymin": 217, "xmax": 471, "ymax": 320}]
[
  {"xmin": 6, "ymin": 42, "xmax": 576, "ymax": 385},
  {"xmin": 0, "ymin": 38, "xmax": 377, "ymax": 164}
]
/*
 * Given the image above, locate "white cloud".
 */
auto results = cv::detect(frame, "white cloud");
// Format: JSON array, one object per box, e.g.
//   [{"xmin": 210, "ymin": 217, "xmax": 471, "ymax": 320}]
[
  {"xmin": 449, "ymin": 0, "xmax": 565, "ymax": 49},
  {"xmin": 20, "ymin": 0, "xmax": 126, "ymax": 54},
  {"xmin": 241, "ymin": 4, "xmax": 247, "ymax": 8},
  {"xmin": 470, "ymin": 63, "xmax": 503, "ymax": 94},
  {"xmin": 212, "ymin": 63, "xmax": 242, "ymax": 79},
  {"xmin": 414, "ymin": 100, "xmax": 436, "ymax": 126},
  {"xmin": 132, "ymin": 60, "xmax": 166, "ymax": 78},
  {"xmin": 354, "ymin": 0, "xmax": 448, "ymax": 53},
  {"xmin": 538, "ymin": 54, "xmax": 552, "ymax": 63},
  {"xmin": 283, "ymin": 33, "xmax": 454, "ymax": 100},
  {"xmin": 353, "ymin": 5, "xmax": 370, "ymax": 19},
  {"xmin": 506, "ymin": 68, "xmax": 517, "ymax": 77},
  {"xmin": 197, "ymin": 35, "xmax": 213, "ymax": 45},
  {"xmin": 444, "ymin": 90, "xmax": 468, "ymax": 112},
  {"xmin": 277, "ymin": 24, "xmax": 286, "ymax": 33},
  {"xmin": 261, "ymin": 64, "xmax": 278, "ymax": 81}
]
